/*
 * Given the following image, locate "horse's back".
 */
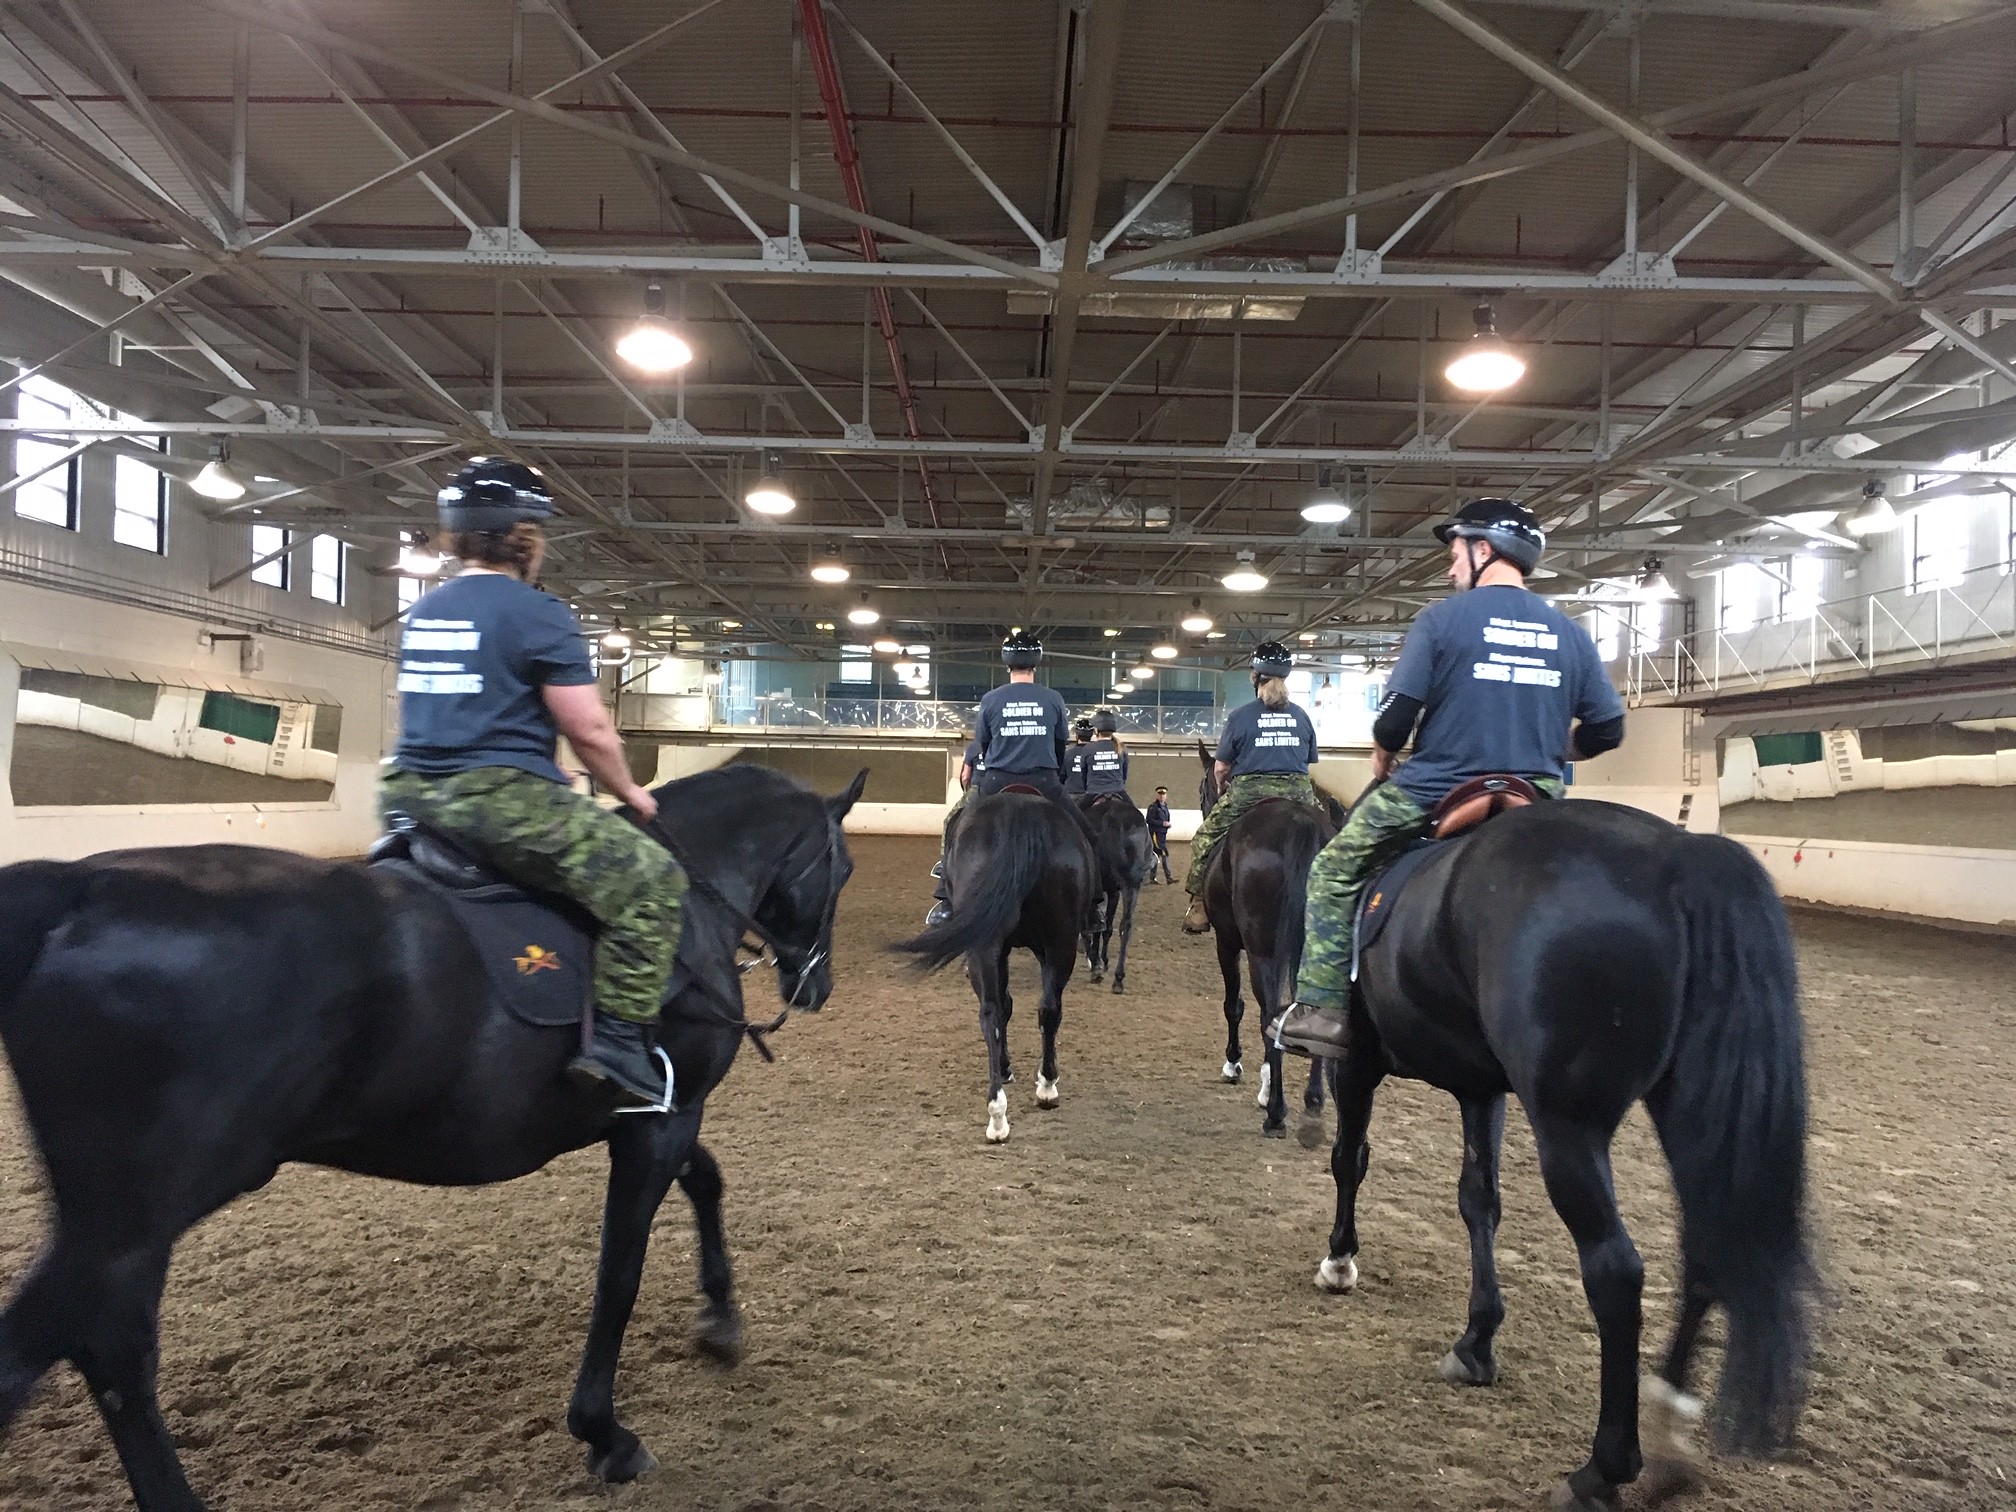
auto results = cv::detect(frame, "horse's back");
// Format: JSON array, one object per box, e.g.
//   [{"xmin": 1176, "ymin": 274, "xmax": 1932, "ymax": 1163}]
[{"xmin": 1365, "ymin": 800, "xmax": 1692, "ymax": 1107}]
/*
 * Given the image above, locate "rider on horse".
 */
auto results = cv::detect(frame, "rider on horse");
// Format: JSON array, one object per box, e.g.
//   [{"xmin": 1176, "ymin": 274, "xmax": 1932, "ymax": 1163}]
[
  {"xmin": 379, "ymin": 457, "xmax": 684, "ymax": 1107},
  {"xmin": 1181, "ymin": 640, "xmax": 1325, "ymax": 934},
  {"xmin": 926, "ymin": 630, "xmax": 1098, "ymax": 927},
  {"xmin": 1062, "ymin": 716, "xmax": 1096, "ymax": 793},
  {"xmin": 1271, "ymin": 497, "xmax": 1627, "ymax": 1058},
  {"xmin": 1078, "ymin": 709, "xmax": 1131, "ymax": 799}
]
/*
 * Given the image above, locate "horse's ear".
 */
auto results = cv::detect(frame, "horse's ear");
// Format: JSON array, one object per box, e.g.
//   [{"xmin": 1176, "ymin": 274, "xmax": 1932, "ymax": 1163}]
[{"xmin": 830, "ymin": 766, "xmax": 869, "ymax": 818}]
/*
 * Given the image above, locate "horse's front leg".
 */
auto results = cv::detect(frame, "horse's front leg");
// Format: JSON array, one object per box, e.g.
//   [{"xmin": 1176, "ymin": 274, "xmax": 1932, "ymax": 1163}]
[
  {"xmin": 1439, "ymin": 1094, "xmax": 1507, "ymax": 1387},
  {"xmin": 1034, "ymin": 930, "xmax": 1070, "ymax": 1110},
  {"xmin": 677, "ymin": 1140, "xmax": 743, "ymax": 1366},
  {"xmin": 977, "ymin": 944, "xmax": 1013, "ymax": 1142},
  {"xmin": 569, "ymin": 1110, "xmax": 702, "ymax": 1482},
  {"xmin": 1250, "ymin": 952, "xmax": 1288, "ymax": 1138},
  {"xmin": 1319, "ymin": 1014, "xmax": 1385, "ymax": 1292}
]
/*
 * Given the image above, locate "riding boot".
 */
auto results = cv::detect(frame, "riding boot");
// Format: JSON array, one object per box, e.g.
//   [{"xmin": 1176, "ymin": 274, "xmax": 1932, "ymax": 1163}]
[
  {"xmin": 1269, "ymin": 1001, "xmax": 1352, "ymax": 1059},
  {"xmin": 1182, "ymin": 895, "xmax": 1210, "ymax": 934},
  {"xmin": 568, "ymin": 1014, "xmax": 673, "ymax": 1108}
]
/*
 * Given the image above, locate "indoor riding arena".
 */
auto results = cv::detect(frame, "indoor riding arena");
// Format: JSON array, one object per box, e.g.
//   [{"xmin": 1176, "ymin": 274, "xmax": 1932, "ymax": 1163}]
[{"xmin": 1, "ymin": 4, "xmax": 2014, "ymax": 1511}]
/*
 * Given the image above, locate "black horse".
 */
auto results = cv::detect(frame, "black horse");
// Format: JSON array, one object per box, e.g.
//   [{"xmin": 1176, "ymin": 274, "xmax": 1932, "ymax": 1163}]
[
  {"xmin": 1078, "ymin": 792, "xmax": 1151, "ymax": 993},
  {"xmin": 0, "ymin": 763, "xmax": 864, "ymax": 1512},
  {"xmin": 1196, "ymin": 746, "xmax": 1343, "ymax": 1141},
  {"xmin": 1308, "ymin": 797, "xmax": 1812, "ymax": 1510},
  {"xmin": 893, "ymin": 790, "xmax": 1096, "ymax": 1144}
]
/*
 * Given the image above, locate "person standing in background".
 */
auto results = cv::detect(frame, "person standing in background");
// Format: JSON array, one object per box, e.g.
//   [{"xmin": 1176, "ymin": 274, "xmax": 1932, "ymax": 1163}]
[{"xmin": 1145, "ymin": 785, "xmax": 1175, "ymax": 883}]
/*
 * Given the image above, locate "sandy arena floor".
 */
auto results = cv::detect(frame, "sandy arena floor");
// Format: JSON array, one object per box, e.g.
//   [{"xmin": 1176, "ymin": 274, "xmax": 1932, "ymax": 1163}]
[{"xmin": 2, "ymin": 833, "xmax": 2012, "ymax": 1511}]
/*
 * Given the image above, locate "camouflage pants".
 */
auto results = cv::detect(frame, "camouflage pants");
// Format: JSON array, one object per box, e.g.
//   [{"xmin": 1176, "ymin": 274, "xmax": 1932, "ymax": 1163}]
[
  {"xmin": 380, "ymin": 766, "xmax": 688, "ymax": 1024},
  {"xmin": 1184, "ymin": 771, "xmax": 1322, "ymax": 897},
  {"xmin": 1294, "ymin": 776, "xmax": 1564, "ymax": 1011}
]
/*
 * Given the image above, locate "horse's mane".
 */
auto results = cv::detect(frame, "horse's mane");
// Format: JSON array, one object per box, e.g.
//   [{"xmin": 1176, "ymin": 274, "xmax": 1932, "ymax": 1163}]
[{"xmin": 652, "ymin": 760, "xmax": 815, "ymax": 814}]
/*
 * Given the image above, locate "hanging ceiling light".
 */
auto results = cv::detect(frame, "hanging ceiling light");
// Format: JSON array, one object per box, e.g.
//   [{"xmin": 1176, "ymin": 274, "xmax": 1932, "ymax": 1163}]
[
  {"xmin": 1633, "ymin": 557, "xmax": 1680, "ymax": 602},
  {"xmin": 1445, "ymin": 301, "xmax": 1526, "ymax": 394},
  {"xmin": 191, "ymin": 438, "xmax": 245, "ymax": 501},
  {"xmin": 1301, "ymin": 465, "xmax": 1352, "ymax": 525},
  {"xmin": 872, "ymin": 636, "xmax": 902, "ymax": 654},
  {"xmin": 599, "ymin": 622, "xmax": 633, "ymax": 653},
  {"xmin": 1179, "ymin": 599, "xmax": 1213, "ymax": 634},
  {"xmin": 745, "ymin": 451, "xmax": 796, "ymax": 516},
  {"xmin": 398, "ymin": 531, "xmax": 441, "ymax": 578},
  {"xmin": 1112, "ymin": 680, "xmax": 1135, "ymax": 695},
  {"xmin": 846, "ymin": 592, "xmax": 881, "ymax": 626},
  {"xmin": 1846, "ymin": 478, "xmax": 1899, "ymax": 536},
  {"xmin": 1205, "ymin": 629, "xmax": 1227, "ymax": 640},
  {"xmin": 1149, "ymin": 642, "xmax": 1179, "ymax": 660},
  {"xmin": 1130, "ymin": 664, "xmax": 1154, "ymax": 680},
  {"xmin": 615, "ymin": 281, "xmax": 693, "ymax": 374},
  {"xmin": 809, "ymin": 543, "xmax": 850, "ymax": 584},
  {"xmin": 1102, "ymin": 627, "xmax": 1121, "ymax": 637},
  {"xmin": 1221, "ymin": 551, "xmax": 1269, "ymax": 592}
]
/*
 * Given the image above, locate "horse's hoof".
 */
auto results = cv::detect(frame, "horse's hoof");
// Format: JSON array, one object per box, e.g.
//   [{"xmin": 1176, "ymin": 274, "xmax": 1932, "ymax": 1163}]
[
  {"xmin": 1315, "ymin": 1254, "xmax": 1358, "ymax": 1293},
  {"xmin": 1260, "ymin": 1121, "xmax": 1287, "ymax": 1140},
  {"xmin": 1295, "ymin": 1112, "xmax": 1327, "ymax": 1150},
  {"xmin": 586, "ymin": 1432, "xmax": 658, "ymax": 1484},
  {"xmin": 1109, "ymin": 978, "xmax": 1125, "ymax": 994},
  {"xmin": 1088, "ymin": 970, "xmax": 1103, "ymax": 984},
  {"xmin": 1437, "ymin": 1348, "xmax": 1497, "ymax": 1386},
  {"xmin": 1548, "ymin": 1483, "xmax": 1618, "ymax": 1512},
  {"xmin": 1034, "ymin": 1075, "xmax": 1060, "ymax": 1108},
  {"xmin": 986, "ymin": 1092, "xmax": 1011, "ymax": 1143},
  {"xmin": 691, "ymin": 1303, "xmax": 744, "ymax": 1367},
  {"xmin": 1221, "ymin": 1060, "xmax": 1242, "ymax": 1084}
]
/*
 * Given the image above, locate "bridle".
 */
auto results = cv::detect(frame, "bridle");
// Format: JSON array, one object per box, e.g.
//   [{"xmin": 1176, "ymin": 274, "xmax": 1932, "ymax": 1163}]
[{"xmin": 644, "ymin": 797, "xmax": 843, "ymax": 1056}]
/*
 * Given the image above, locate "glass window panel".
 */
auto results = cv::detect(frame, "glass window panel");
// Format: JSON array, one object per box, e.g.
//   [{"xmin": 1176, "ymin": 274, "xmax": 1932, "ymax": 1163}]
[
  {"xmin": 310, "ymin": 534, "xmax": 344, "ymax": 604},
  {"xmin": 251, "ymin": 524, "xmax": 290, "ymax": 589}
]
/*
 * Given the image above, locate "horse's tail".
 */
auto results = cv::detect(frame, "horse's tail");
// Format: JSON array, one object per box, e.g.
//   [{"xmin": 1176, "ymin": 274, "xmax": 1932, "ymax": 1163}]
[
  {"xmin": 891, "ymin": 804, "xmax": 1055, "ymax": 971},
  {"xmin": 1654, "ymin": 834, "xmax": 1813, "ymax": 1455},
  {"xmin": 0, "ymin": 860, "xmax": 87, "ymax": 1033}
]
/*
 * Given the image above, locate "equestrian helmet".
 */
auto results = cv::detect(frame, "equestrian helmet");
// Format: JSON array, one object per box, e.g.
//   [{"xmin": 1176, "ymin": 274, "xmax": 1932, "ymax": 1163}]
[
  {"xmin": 1092, "ymin": 708, "xmax": 1118, "ymax": 734},
  {"xmin": 1251, "ymin": 640, "xmax": 1295, "ymax": 678},
  {"xmin": 1001, "ymin": 629, "xmax": 1044, "ymax": 668},
  {"xmin": 1073, "ymin": 717, "xmax": 1095, "ymax": 739},
  {"xmin": 1433, "ymin": 497, "xmax": 1545, "ymax": 574},
  {"xmin": 438, "ymin": 456, "xmax": 555, "ymax": 533}
]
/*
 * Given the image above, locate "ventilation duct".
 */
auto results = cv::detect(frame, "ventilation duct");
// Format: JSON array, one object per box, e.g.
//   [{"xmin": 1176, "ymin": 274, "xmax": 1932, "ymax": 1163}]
[{"xmin": 1006, "ymin": 182, "xmax": 1304, "ymax": 321}]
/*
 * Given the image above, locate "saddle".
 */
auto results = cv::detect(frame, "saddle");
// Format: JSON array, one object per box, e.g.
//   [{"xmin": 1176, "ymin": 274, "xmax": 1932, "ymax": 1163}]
[
  {"xmin": 999, "ymin": 782, "xmax": 1044, "ymax": 797},
  {"xmin": 1353, "ymin": 775, "xmax": 1545, "ymax": 979}
]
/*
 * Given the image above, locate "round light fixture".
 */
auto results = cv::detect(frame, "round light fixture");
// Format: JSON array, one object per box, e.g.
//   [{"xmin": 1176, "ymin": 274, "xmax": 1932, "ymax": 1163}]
[
  {"xmin": 600, "ymin": 625, "xmax": 632, "ymax": 653},
  {"xmin": 810, "ymin": 544, "xmax": 850, "ymax": 584},
  {"xmin": 1445, "ymin": 302, "xmax": 1526, "ymax": 394},
  {"xmin": 719, "ymin": 619, "xmax": 742, "ymax": 630},
  {"xmin": 1112, "ymin": 680, "xmax": 1135, "ymax": 695},
  {"xmin": 1130, "ymin": 665, "xmax": 1154, "ymax": 680},
  {"xmin": 1149, "ymin": 642, "xmax": 1179, "ymax": 660},
  {"xmin": 1298, "ymin": 632, "xmax": 1318, "ymax": 643},
  {"xmin": 1205, "ymin": 629, "xmax": 1227, "ymax": 640},
  {"xmin": 1301, "ymin": 470, "xmax": 1352, "ymax": 525},
  {"xmin": 745, "ymin": 451, "xmax": 795, "ymax": 516},
  {"xmin": 191, "ymin": 439, "xmax": 245, "ymax": 501},
  {"xmin": 1846, "ymin": 478, "xmax": 1899, "ymax": 536},
  {"xmin": 1102, "ymin": 627, "xmax": 1121, "ymax": 638},
  {"xmin": 814, "ymin": 620, "xmax": 836, "ymax": 631},
  {"xmin": 872, "ymin": 636, "xmax": 901, "ymax": 654},
  {"xmin": 846, "ymin": 593, "xmax": 881, "ymax": 626},
  {"xmin": 1179, "ymin": 599, "xmax": 1213, "ymax": 634},
  {"xmin": 1221, "ymin": 551, "xmax": 1268, "ymax": 593},
  {"xmin": 615, "ymin": 281, "xmax": 694, "ymax": 374},
  {"xmin": 398, "ymin": 534, "xmax": 441, "ymax": 578},
  {"xmin": 1633, "ymin": 558, "xmax": 1681, "ymax": 602}
]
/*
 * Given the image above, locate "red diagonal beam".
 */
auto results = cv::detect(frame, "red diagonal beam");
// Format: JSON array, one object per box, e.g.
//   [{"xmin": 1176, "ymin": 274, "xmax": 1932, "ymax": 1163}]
[{"xmin": 798, "ymin": 0, "xmax": 940, "ymax": 526}]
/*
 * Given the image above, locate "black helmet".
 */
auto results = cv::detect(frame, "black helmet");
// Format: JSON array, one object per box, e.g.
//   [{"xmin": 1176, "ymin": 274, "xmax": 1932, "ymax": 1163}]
[
  {"xmin": 1092, "ymin": 708, "xmax": 1118, "ymax": 735},
  {"xmin": 1001, "ymin": 629, "xmax": 1043, "ymax": 669},
  {"xmin": 438, "ymin": 457, "xmax": 555, "ymax": 533},
  {"xmin": 1433, "ymin": 497, "xmax": 1545, "ymax": 574},
  {"xmin": 1251, "ymin": 640, "xmax": 1294, "ymax": 678},
  {"xmin": 1073, "ymin": 717, "xmax": 1094, "ymax": 739}
]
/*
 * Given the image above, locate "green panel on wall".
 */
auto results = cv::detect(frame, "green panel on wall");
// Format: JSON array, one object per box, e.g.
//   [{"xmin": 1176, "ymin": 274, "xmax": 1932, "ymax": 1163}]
[{"xmin": 1753, "ymin": 731, "xmax": 1823, "ymax": 768}]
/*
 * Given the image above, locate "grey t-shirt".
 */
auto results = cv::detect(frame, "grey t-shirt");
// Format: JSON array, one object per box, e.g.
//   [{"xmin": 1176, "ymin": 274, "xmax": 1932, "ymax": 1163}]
[
  {"xmin": 975, "ymin": 681, "xmax": 1070, "ymax": 773},
  {"xmin": 1083, "ymin": 738, "xmax": 1129, "ymax": 794},
  {"xmin": 391, "ymin": 573, "xmax": 597, "ymax": 784},
  {"xmin": 1386, "ymin": 583, "xmax": 1625, "ymax": 806},
  {"xmin": 1216, "ymin": 698, "xmax": 1319, "ymax": 776},
  {"xmin": 1063, "ymin": 741, "xmax": 1092, "ymax": 792}
]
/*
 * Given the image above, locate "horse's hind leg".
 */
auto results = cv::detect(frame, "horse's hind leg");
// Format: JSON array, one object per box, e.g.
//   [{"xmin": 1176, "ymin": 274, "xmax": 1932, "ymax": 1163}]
[
  {"xmin": 676, "ymin": 1141, "xmax": 742, "ymax": 1366},
  {"xmin": 1249, "ymin": 952, "xmax": 1288, "ymax": 1138},
  {"xmin": 569, "ymin": 1111, "xmax": 701, "ymax": 1483},
  {"xmin": 1439, "ymin": 1094, "xmax": 1507, "ymax": 1387},
  {"xmin": 1530, "ymin": 1114, "xmax": 1645, "ymax": 1509},
  {"xmin": 1216, "ymin": 928, "xmax": 1245, "ymax": 1082},
  {"xmin": 1639, "ymin": 1259, "xmax": 1712, "ymax": 1499},
  {"xmin": 976, "ymin": 945, "xmax": 1013, "ymax": 1142},
  {"xmin": 1110, "ymin": 885, "xmax": 1137, "ymax": 993},
  {"xmin": 1033, "ymin": 937, "xmax": 1069, "ymax": 1110},
  {"xmin": 0, "ymin": 1242, "xmax": 74, "ymax": 1437},
  {"xmin": 1318, "ymin": 1018, "xmax": 1384, "ymax": 1293}
]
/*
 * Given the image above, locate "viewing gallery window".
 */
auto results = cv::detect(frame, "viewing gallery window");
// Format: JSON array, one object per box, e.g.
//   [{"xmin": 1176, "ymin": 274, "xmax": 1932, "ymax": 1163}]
[
  {"xmin": 1910, "ymin": 499, "xmax": 1970, "ymax": 595},
  {"xmin": 14, "ymin": 376, "xmax": 81, "ymax": 529},
  {"xmin": 251, "ymin": 524, "xmax": 290, "ymax": 589},
  {"xmin": 310, "ymin": 534, "xmax": 345, "ymax": 604}
]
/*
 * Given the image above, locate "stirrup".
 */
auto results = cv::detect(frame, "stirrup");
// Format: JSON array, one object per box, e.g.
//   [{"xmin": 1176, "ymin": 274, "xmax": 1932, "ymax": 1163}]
[{"xmin": 611, "ymin": 1046, "xmax": 677, "ymax": 1117}]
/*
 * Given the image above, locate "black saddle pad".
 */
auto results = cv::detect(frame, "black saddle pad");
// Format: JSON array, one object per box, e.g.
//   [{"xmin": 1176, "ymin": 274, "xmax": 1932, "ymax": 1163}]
[
  {"xmin": 1352, "ymin": 838, "xmax": 1441, "ymax": 980},
  {"xmin": 374, "ymin": 852, "xmax": 595, "ymax": 1029}
]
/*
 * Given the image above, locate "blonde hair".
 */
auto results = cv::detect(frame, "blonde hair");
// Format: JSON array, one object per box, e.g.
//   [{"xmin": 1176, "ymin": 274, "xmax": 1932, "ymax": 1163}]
[{"xmin": 1257, "ymin": 675, "xmax": 1290, "ymax": 709}]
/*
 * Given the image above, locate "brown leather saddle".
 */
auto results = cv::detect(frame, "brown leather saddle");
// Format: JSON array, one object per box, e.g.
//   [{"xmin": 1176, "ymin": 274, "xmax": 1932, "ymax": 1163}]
[
  {"xmin": 1428, "ymin": 774, "xmax": 1541, "ymax": 840},
  {"xmin": 999, "ymin": 782, "xmax": 1044, "ymax": 797}
]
